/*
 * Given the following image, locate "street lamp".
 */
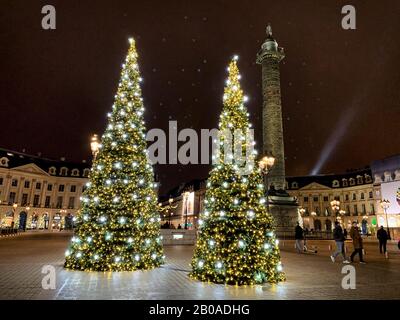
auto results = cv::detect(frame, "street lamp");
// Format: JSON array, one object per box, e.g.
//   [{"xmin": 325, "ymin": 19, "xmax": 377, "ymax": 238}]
[
  {"xmin": 258, "ymin": 155, "xmax": 275, "ymax": 212},
  {"xmin": 183, "ymin": 192, "xmax": 190, "ymax": 229},
  {"xmin": 330, "ymin": 199, "xmax": 340, "ymax": 218},
  {"xmin": 380, "ymin": 199, "xmax": 391, "ymax": 240},
  {"xmin": 90, "ymin": 134, "xmax": 100, "ymax": 158}
]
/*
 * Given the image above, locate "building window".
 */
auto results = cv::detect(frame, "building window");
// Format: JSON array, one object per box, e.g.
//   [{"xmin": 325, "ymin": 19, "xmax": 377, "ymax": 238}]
[
  {"xmin": 365, "ymin": 174, "xmax": 372, "ymax": 183},
  {"xmin": 68, "ymin": 197, "xmax": 75, "ymax": 209},
  {"xmin": 83, "ymin": 168, "xmax": 90, "ymax": 177},
  {"xmin": 60, "ymin": 167, "xmax": 68, "ymax": 176},
  {"xmin": 362, "ymin": 204, "xmax": 366, "ymax": 214},
  {"xmin": 354, "ymin": 205, "xmax": 358, "ymax": 215},
  {"xmin": 0, "ymin": 177, "xmax": 3, "ymax": 185},
  {"xmin": 342, "ymin": 179, "xmax": 348, "ymax": 187},
  {"xmin": 369, "ymin": 191, "xmax": 373, "ymax": 199},
  {"xmin": 313, "ymin": 196, "xmax": 319, "ymax": 202},
  {"xmin": 24, "ymin": 180, "xmax": 30, "ymax": 188},
  {"xmin": 49, "ymin": 167, "xmax": 56, "ymax": 175},
  {"xmin": 370, "ymin": 203, "xmax": 375, "ymax": 214},
  {"xmin": 332, "ymin": 180, "xmax": 339, "ymax": 188},
  {"xmin": 345, "ymin": 194, "xmax": 349, "ymax": 201},
  {"xmin": 315, "ymin": 207, "xmax": 320, "ymax": 216},
  {"xmin": 334, "ymin": 196, "xmax": 340, "ymax": 201},
  {"xmin": 352, "ymin": 193, "xmax": 356, "ymax": 201},
  {"xmin": 357, "ymin": 176, "xmax": 363, "ymax": 184},
  {"xmin": 56, "ymin": 196, "xmax": 63, "ymax": 209},
  {"xmin": 71, "ymin": 169, "xmax": 80, "ymax": 177},
  {"xmin": 349, "ymin": 178, "xmax": 355, "ymax": 186},
  {"xmin": 323, "ymin": 196, "xmax": 328, "ymax": 202},
  {"xmin": 360, "ymin": 193, "xmax": 364, "ymax": 200},
  {"xmin": 21, "ymin": 193, "xmax": 28, "ymax": 206},
  {"xmin": 47, "ymin": 184, "xmax": 53, "ymax": 191},
  {"xmin": 291, "ymin": 182, "xmax": 298, "ymax": 189},
  {"xmin": 0, "ymin": 157, "xmax": 9, "ymax": 167},
  {"xmin": 303, "ymin": 196, "xmax": 309, "ymax": 203},
  {"xmin": 70, "ymin": 185, "xmax": 76, "ymax": 193},
  {"xmin": 346, "ymin": 205, "xmax": 350, "ymax": 216},
  {"xmin": 36, "ymin": 182, "xmax": 41, "ymax": 190},
  {"xmin": 45, "ymin": 196, "xmax": 51, "ymax": 208},
  {"xmin": 11, "ymin": 179, "xmax": 18, "ymax": 187},
  {"xmin": 33, "ymin": 195, "xmax": 40, "ymax": 207},
  {"xmin": 58, "ymin": 184, "xmax": 65, "ymax": 192},
  {"xmin": 8, "ymin": 192, "xmax": 16, "ymax": 204}
]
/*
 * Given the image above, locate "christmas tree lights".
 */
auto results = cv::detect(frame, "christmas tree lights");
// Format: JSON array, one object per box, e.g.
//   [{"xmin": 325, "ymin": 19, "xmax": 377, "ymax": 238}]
[
  {"xmin": 64, "ymin": 38, "xmax": 163, "ymax": 272},
  {"xmin": 189, "ymin": 57, "xmax": 285, "ymax": 285}
]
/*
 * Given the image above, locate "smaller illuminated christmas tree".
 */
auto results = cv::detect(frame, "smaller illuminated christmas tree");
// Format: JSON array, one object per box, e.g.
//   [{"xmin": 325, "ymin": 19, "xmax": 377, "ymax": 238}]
[
  {"xmin": 64, "ymin": 38, "xmax": 164, "ymax": 272},
  {"xmin": 190, "ymin": 57, "xmax": 285, "ymax": 285}
]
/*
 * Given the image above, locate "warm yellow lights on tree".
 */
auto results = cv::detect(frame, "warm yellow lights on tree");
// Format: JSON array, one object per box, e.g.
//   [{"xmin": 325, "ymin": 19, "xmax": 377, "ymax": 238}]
[
  {"xmin": 189, "ymin": 58, "xmax": 285, "ymax": 285},
  {"xmin": 64, "ymin": 38, "xmax": 163, "ymax": 272}
]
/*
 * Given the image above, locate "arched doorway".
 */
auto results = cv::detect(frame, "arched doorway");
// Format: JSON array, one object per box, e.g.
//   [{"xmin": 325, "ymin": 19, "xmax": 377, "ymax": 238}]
[
  {"xmin": 325, "ymin": 219, "xmax": 332, "ymax": 231},
  {"xmin": 314, "ymin": 219, "xmax": 322, "ymax": 231},
  {"xmin": 18, "ymin": 212, "xmax": 27, "ymax": 231}
]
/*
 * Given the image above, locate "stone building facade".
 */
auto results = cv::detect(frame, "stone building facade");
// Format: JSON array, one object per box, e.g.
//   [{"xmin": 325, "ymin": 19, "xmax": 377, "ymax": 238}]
[{"xmin": 0, "ymin": 148, "xmax": 89, "ymax": 231}]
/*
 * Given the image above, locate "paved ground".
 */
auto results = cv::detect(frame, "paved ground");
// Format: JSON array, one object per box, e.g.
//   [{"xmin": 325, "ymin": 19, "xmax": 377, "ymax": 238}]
[{"xmin": 0, "ymin": 232, "xmax": 399, "ymax": 300}]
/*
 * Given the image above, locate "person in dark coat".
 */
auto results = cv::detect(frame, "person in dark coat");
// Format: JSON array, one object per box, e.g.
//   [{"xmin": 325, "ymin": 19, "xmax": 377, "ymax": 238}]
[
  {"xmin": 294, "ymin": 222, "xmax": 304, "ymax": 253},
  {"xmin": 330, "ymin": 221, "xmax": 350, "ymax": 263},
  {"xmin": 349, "ymin": 221, "xmax": 366, "ymax": 263},
  {"xmin": 377, "ymin": 226, "xmax": 389, "ymax": 256}
]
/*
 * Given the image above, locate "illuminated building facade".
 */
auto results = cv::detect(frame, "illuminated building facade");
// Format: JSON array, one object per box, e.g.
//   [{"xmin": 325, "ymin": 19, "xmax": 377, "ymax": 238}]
[{"xmin": 0, "ymin": 148, "xmax": 89, "ymax": 231}]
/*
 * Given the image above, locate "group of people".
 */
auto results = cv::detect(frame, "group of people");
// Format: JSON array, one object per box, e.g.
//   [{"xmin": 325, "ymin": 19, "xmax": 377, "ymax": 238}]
[
  {"xmin": 160, "ymin": 221, "xmax": 185, "ymax": 229},
  {"xmin": 294, "ymin": 221, "xmax": 393, "ymax": 264}
]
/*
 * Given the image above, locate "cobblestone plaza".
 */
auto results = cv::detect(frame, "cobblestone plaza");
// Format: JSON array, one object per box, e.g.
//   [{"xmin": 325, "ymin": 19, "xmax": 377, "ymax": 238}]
[{"xmin": 0, "ymin": 232, "xmax": 399, "ymax": 300}]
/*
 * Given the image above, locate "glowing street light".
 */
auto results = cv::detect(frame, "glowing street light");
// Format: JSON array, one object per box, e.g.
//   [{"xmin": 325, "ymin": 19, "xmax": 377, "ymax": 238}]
[
  {"xmin": 380, "ymin": 199, "xmax": 391, "ymax": 240},
  {"xmin": 330, "ymin": 199, "xmax": 340, "ymax": 218},
  {"xmin": 90, "ymin": 134, "xmax": 100, "ymax": 158},
  {"xmin": 258, "ymin": 155, "xmax": 275, "ymax": 212}
]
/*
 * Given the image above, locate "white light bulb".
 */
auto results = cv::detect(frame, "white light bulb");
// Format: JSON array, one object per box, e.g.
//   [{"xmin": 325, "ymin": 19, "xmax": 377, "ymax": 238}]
[
  {"xmin": 215, "ymin": 261, "xmax": 223, "ymax": 269},
  {"xmin": 198, "ymin": 260, "xmax": 204, "ymax": 268},
  {"xmin": 238, "ymin": 240, "xmax": 245, "ymax": 248},
  {"xmin": 209, "ymin": 239, "xmax": 215, "ymax": 247},
  {"xmin": 113, "ymin": 196, "xmax": 120, "ymax": 203},
  {"xmin": 65, "ymin": 250, "xmax": 71, "ymax": 257},
  {"xmin": 99, "ymin": 216, "xmax": 107, "ymax": 223},
  {"xmin": 134, "ymin": 254, "xmax": 140, "ymax": 261},
  {"xmin": 119, "ymin": 217, "xmax": 126, "ymax": 224},
  {"xmin": 86, "ymin": 237, "xmax": 92, "ymax": 243},
  {"xmin": 151, "ymin": 253, "xmax": 157, "ymax": 260},
  {"xmin": 127, "ymin": 237, "xmax": 133, "ymax": 243},
  {"xmin": 115, "ymin": 256, "xmax": 121, "ymax": 263},
  {"xmin": 76, "ymin": 252, "xmax": 82, "ymax": 258}
]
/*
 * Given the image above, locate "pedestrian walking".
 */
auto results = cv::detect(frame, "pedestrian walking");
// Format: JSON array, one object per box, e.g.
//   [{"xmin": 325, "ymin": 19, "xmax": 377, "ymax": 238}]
[
  {"xmin": 330, "ymin": 221, "xmax": 350, "ymax": 263},
  {"xmin": 294, "ymin": 222, "xmax": 304, "ymax": 253},
  {"xmin": 349, "ymin": 221, "xmax": 366, "ymax": 264},
  {"xmin": 377, "ymin": 226, "xmax": 389, "ymax": 258}
]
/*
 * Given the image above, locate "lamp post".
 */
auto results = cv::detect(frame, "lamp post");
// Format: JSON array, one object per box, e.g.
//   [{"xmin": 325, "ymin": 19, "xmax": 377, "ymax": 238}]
[
  {"xmin": 330, "ymin": 199, "xmax": 340, "ymax": 219},
  {"xmin": 380, "ymin": 199, "xmax": 391, "ymax": 240},
  {"xmin": 183, "ymin": 192, "xmax": 190, "ymax": 229},
  {"xmin": 258, "ymin": 155, "xmax": 275, "ymax": 212},
  {"xmin": 90, "ymin": 134, "xmax": 100, "ymax": 159}
]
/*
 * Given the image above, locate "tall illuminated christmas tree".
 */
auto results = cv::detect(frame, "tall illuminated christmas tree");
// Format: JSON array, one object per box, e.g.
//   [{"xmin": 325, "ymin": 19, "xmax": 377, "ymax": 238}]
[
  {"xmin": 64, "ymin": 38, "xmax": 164, "ymax": 271},
  {"xmin": 190, "ymin": 57, "xmax": 285, "ymax": 285}
]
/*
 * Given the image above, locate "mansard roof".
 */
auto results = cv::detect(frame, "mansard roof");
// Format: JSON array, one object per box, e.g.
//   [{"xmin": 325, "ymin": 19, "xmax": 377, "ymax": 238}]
[{"xmin": 0, "ymin": 147, "xmax": 91, "ymax": 178}]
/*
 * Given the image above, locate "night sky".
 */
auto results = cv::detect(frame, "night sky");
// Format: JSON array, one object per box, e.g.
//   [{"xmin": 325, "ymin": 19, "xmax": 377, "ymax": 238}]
[{"xmin": 1, "ymin": 0, "xmax": 399, "ymax": 195}]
